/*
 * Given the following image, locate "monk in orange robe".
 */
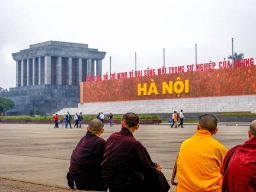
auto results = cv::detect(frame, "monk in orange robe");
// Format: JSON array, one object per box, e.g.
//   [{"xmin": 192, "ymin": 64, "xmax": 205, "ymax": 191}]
[
  {"xmin": 172, "ymin": 114, "xmax": 227, "ymax": 192},
  {"xmin": 222, "ymin": 120, "xmax": 256, "ymax": 192}
]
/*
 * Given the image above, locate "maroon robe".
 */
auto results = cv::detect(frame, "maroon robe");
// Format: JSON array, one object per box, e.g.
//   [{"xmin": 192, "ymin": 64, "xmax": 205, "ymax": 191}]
[
  {"xmin": 67, "ymin": 131, "xmax": 106, "ymax": 190},
  {"xmin": 222, "ymin": 137, "xmax": 256, "ymax": 192},
  {"xmin": 101, "ymin": 127, "xmax": 170, "ymax": 192}
]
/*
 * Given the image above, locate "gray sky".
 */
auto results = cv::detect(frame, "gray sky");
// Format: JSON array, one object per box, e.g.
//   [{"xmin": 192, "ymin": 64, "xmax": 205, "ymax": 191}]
[{"xmin": 0, "ymin": 0, "xmax": 256, "ymax": 89}]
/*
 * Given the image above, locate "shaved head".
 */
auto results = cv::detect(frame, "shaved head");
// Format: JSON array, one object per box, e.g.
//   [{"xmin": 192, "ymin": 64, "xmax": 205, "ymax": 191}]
[
  {"xmin": 199, "ymin": 114, "xmax": 217, "ymax": 134},
  {"xmin": 122, "ymin": 112, "xmax": 139, "ymax": 128},
  {"xmin": 249, "ymin": 120, "xmax": 256, "ymax": 137},
  {"xmin": 88, "ymin": 119, "xmax": 103, "ymax": 134}
]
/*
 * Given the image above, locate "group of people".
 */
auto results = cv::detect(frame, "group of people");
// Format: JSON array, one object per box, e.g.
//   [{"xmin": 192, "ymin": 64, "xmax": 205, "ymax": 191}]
[
  {"xmin": 97, "ymin": 112, "xmax": 114, "ymax": 126},
  {"xmin": 53, "ymin": 112, "xmax": 83, "ymax": 128},
  {"xmin": 66, "ymin": 112, "xmax": 256, "ymax": 192},
  {"xmin": 67, "ymin": 112, "xmax": 170, "ymax": 192},
  {"xmin": 170, "ymin": 110, "xmax": 184, "ymax": 128},
  {"xmin": 172, "ymin": 114, "xmax": 256, "ymax": 191}
]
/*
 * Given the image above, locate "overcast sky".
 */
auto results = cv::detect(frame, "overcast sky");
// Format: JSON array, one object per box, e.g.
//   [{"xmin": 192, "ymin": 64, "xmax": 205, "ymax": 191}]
[{"xmin": 0, "ymin": 0, "xmax": 255, "ymax": 89}]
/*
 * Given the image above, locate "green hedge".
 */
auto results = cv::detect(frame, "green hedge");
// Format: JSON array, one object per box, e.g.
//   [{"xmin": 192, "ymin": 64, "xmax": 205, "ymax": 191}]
[
  {"xmin": 216, "ymin": 112, "xmax": 256, "ymax": 116},
  {"xmin": 0, "ymin": 114, "xmax": 161, "ymax": 121},
  {"xmin": 108, "ymin": 114, "xmax": 160, "ymax": 120},
  {"xmin": 0, "ymin": 116, "xmax": 53, "ymax": 120}
]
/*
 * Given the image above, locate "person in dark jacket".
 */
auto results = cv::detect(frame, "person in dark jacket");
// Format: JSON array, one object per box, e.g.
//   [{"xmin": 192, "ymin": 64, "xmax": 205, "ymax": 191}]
[
  {"xmin": 66, "ymin": 112, "xmax": 72, "ymax": 128},
  {"xmin": 78, "ymin": 112, "xmax": 83, "ymax": 128},
  {"xmin": 67, "ymin": 118, "xmax": 106, "ymax": 190},
  {"xmin": 101, "ymin": 112, "xmax": 170, "ymax": 192}
]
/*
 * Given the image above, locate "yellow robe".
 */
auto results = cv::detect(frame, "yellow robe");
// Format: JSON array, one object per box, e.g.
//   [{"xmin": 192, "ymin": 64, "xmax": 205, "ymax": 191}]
[{"xmin": 175, "ymin": 130, "xmax": 227, "ymax": 192}]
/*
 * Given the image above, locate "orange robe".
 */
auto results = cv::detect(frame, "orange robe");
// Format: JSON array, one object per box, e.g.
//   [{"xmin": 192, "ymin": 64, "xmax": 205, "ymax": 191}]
[{"xmin": 176, "ymin": 130, "xmax": 227, "ymax": 192}]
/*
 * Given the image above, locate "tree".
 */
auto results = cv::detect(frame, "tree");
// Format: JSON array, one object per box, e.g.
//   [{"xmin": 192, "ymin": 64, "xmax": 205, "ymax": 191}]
[
  {"xmin": 35, "ymin": 109, "xmax": 40, "ymax": 115},
  {"xmin": 29, "ymin": 110, "xmax": 34, "ymax": 116},
  {"xmin": 0, "ymin": 97, "xmax": 15, "ymax": 115},
  {"xmin": 228, "ymin": 52, "xmax": 244, "ymax": 60}
]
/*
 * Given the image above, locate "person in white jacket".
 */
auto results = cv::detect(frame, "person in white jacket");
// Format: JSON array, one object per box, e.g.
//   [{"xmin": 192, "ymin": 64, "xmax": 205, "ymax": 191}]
[{"xmin": 74, "ymin": 113, "xmax": 79, "ymax": 128}]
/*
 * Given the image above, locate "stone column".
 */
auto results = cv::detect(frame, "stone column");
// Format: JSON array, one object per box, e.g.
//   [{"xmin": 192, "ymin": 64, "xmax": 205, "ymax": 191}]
[
  {"xmin": 38, "ymin": 57, "xmax": 45, "ymax": 85},
  {"xmin": 87, "ymin": 59, "xmax": 92, "ymax": 76},
  {"xmin": 67, "ymin": 57, "xmax": 72, "ymax": 85},
  {"xmin": 91, "ymin": 59, "xmax": 95, "ymax": 79},
  {"xmin": 32, "ymin": 58, "xmax": 38, "ymax": 85},
  {"xmin": 16, "ymin": 61, "xmax": 21, "ymax": 87},
  {"xmin": 27, "ymin": 59, "xmax": 30, "ymax": 86},
  {"xmin": 20, "ymin": 60, "xmax": 23, "ymax": 87},
  {"xmin": 56, "ymin": 57, "xmax": 62, "ymax": 85},
  {"xmin": 96, "ymin": 59, "xmax": 102, "ymax": 75},
  {"xmin": 77, "ymin": 58, "xmax": 82, "ymax": 84},
  {"xmin": 44, "ymin": 56, "xmax": 51, "ymax": 84},
  {"xmin": 21, "ymin": 60, "xmax": 27, "ymax": 86},
  {"xmin": 27, "ymin": 59, "xmax": 31, "ymax": 86},
  {"xmin": 38, "ymin": 57, "xmax": 43, "ymax": 85}
]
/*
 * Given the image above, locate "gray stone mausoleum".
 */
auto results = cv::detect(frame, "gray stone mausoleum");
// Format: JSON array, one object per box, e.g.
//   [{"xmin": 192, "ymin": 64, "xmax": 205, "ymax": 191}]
[{"xmin": 0, "ymin": 41, "xmax": 106, "ymax": 115}]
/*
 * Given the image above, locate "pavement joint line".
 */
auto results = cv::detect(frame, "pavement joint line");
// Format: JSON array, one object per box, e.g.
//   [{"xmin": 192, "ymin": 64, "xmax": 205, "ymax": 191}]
[
  {"xmin": 0, "ymin": 147, "xmax": 73, "ymax": 151},
  {"xmin": 0, "ymin": 176, "xmax": 70, "ymax": 190},
  {"xmin": 0, "ymin": 153, "xmax": 69, "ymax": 160}
]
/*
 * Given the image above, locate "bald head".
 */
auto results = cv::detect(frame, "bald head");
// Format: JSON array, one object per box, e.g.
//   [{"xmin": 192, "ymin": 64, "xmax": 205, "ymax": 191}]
[
  {"xmin": 88, "ymin": 119, "xmax": 104, "ymax": 134},
  {"xmin": 199, "ymin": 114, "xmax": 217, "ymax": 134},
  {"xmin": 249, "ymin": 120, "xmax": 256, "ymax": 137}
]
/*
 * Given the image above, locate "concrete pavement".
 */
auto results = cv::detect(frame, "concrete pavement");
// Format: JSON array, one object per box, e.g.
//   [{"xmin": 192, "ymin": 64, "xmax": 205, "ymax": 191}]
[{"xmin": 0, "ymin": 123, "xmax": 250, "ymax": 191}]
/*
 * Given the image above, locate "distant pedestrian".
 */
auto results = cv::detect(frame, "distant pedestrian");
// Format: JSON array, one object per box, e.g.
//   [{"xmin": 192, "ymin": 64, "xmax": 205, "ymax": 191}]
[
  {"xmin": 171, "ymin": 111, "xmax": 178, "ymax": 128},
  {"xmin": 53, "ymin": 114, "xmax": 59, "ymax": 128},
  {"xmin": 62, "ymin": 114, "xmax": 67, "ymax": 128},
  {"xmin": 109, "ymin": 113, "xmax": 114, "ymax": 127},
  {"xmin": 78, "ymin": 112, "xmax": 83, "ymax": 128},
  {"xmin": 100, "ymin": 112, "xmax": 105, "ymax": 124},
  {"xmin": 74, "ymin": 113, "xmax": 79, "ymax": 128},
  {"xmin": 66, "ymin": 112, "xmax": 72, "ymax": 128},
  {"xmin": 178, "ymin": 110, "xmax": 184, "ymax": 128},
  {"xmin": 97, "ymin": 112, "xmax": 100, "ymax": 120}
]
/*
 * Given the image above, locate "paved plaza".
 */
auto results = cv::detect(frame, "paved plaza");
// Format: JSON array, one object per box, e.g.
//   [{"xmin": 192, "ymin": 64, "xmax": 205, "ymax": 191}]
[{"xmin": 0, "ymin": 122, "xmax": 250, "ymax": 191}]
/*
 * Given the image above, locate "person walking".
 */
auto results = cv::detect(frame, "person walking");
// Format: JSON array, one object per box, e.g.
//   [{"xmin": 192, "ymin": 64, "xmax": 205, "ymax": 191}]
[
  {"xmin": 171, "ymin": 111, "xmax": 178, "ymax": 128},
  {"xmin": 53, "ymin": 114, "xmax": 59, "ymax": 128},
  {"xmin": 74, "ymin": 113, "xmax": 79, "ymax": 128},
  {"xmin": 109, "ymin": 113, "xmax": 113, "ymax": 127},
  {"xmin": 62, "ymin": 114, "xmax": 67, "ymax": 128},
  {"xmin": 78, "ymin": 112, "xmax": 83, "ymax": 128},
  {"xmin": 97, "ymin": 112, "xmax": 100, "ymax": 120},
  {"xmin": 178, "ymin": 110, "xmax": 184, "ymax": 128},
  {"xmin": 99, "ymin": 112, "xmax": 105, "ymax": 124},
  {"xmin": 66, "ymin": 112, "xmax": 72, "ymax": 128}
]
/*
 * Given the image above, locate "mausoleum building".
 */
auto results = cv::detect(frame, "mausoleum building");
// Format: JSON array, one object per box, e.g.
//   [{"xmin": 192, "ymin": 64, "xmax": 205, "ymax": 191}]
[{"xmin": 0, "ymin": 41, "xmax": 106, "ymax": 115}]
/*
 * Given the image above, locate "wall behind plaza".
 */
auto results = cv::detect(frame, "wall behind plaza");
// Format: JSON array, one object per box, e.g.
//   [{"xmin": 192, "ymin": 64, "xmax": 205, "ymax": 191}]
[{"xmin": 80, "ymin": 65, "xmax": 256, "ymax": 103}]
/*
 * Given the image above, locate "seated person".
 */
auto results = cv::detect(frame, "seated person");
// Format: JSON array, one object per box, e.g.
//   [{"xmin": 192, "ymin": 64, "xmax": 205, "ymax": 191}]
[
  {"xmin": 172, "ymin": 114, "xmax": 227, "ymax": 192},
  {"xmin": 66, "ymin": 119, "xmax": 106, "ymax": 190},
  {"xmin": 101, "ymin": 112, "xmax": 170, "ymax": 192},
  {"xmin": 222, "ymin": 120, "xmax": 256, "ymax": 191}
]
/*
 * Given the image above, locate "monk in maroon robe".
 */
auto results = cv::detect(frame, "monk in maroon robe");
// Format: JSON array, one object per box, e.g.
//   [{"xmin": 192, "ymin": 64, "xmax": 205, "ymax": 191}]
[
  {"xmin": 67, "ymin": 119, "xmax": 106, "ymax": 191},
  {"xmin": 222, "ymin": 120, "xmax": 256, "ymax": 192},
  {"xmin": 101, "ymin": 112, "xmax": 170, "ymax": 192}
]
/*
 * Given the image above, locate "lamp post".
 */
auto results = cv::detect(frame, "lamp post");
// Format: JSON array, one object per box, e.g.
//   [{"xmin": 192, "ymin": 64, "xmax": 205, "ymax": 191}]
[
  {"xmin": 110, "ymin": 56, "xmax": 111, "ymax": 75},
  {"xmin": 232, "ymin": 38, "xmax": 234, "ymax": 67},
  {"xmin": 163, "ymin": 48, "xmax": 165, "ymax": 68},
  {"xmin": 135, "ymin": 52, "xmax": 137, "ymax": 71},
  {"xmin": 195, "ymin": 43, "xmax": 197, "ymax": 65}
]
